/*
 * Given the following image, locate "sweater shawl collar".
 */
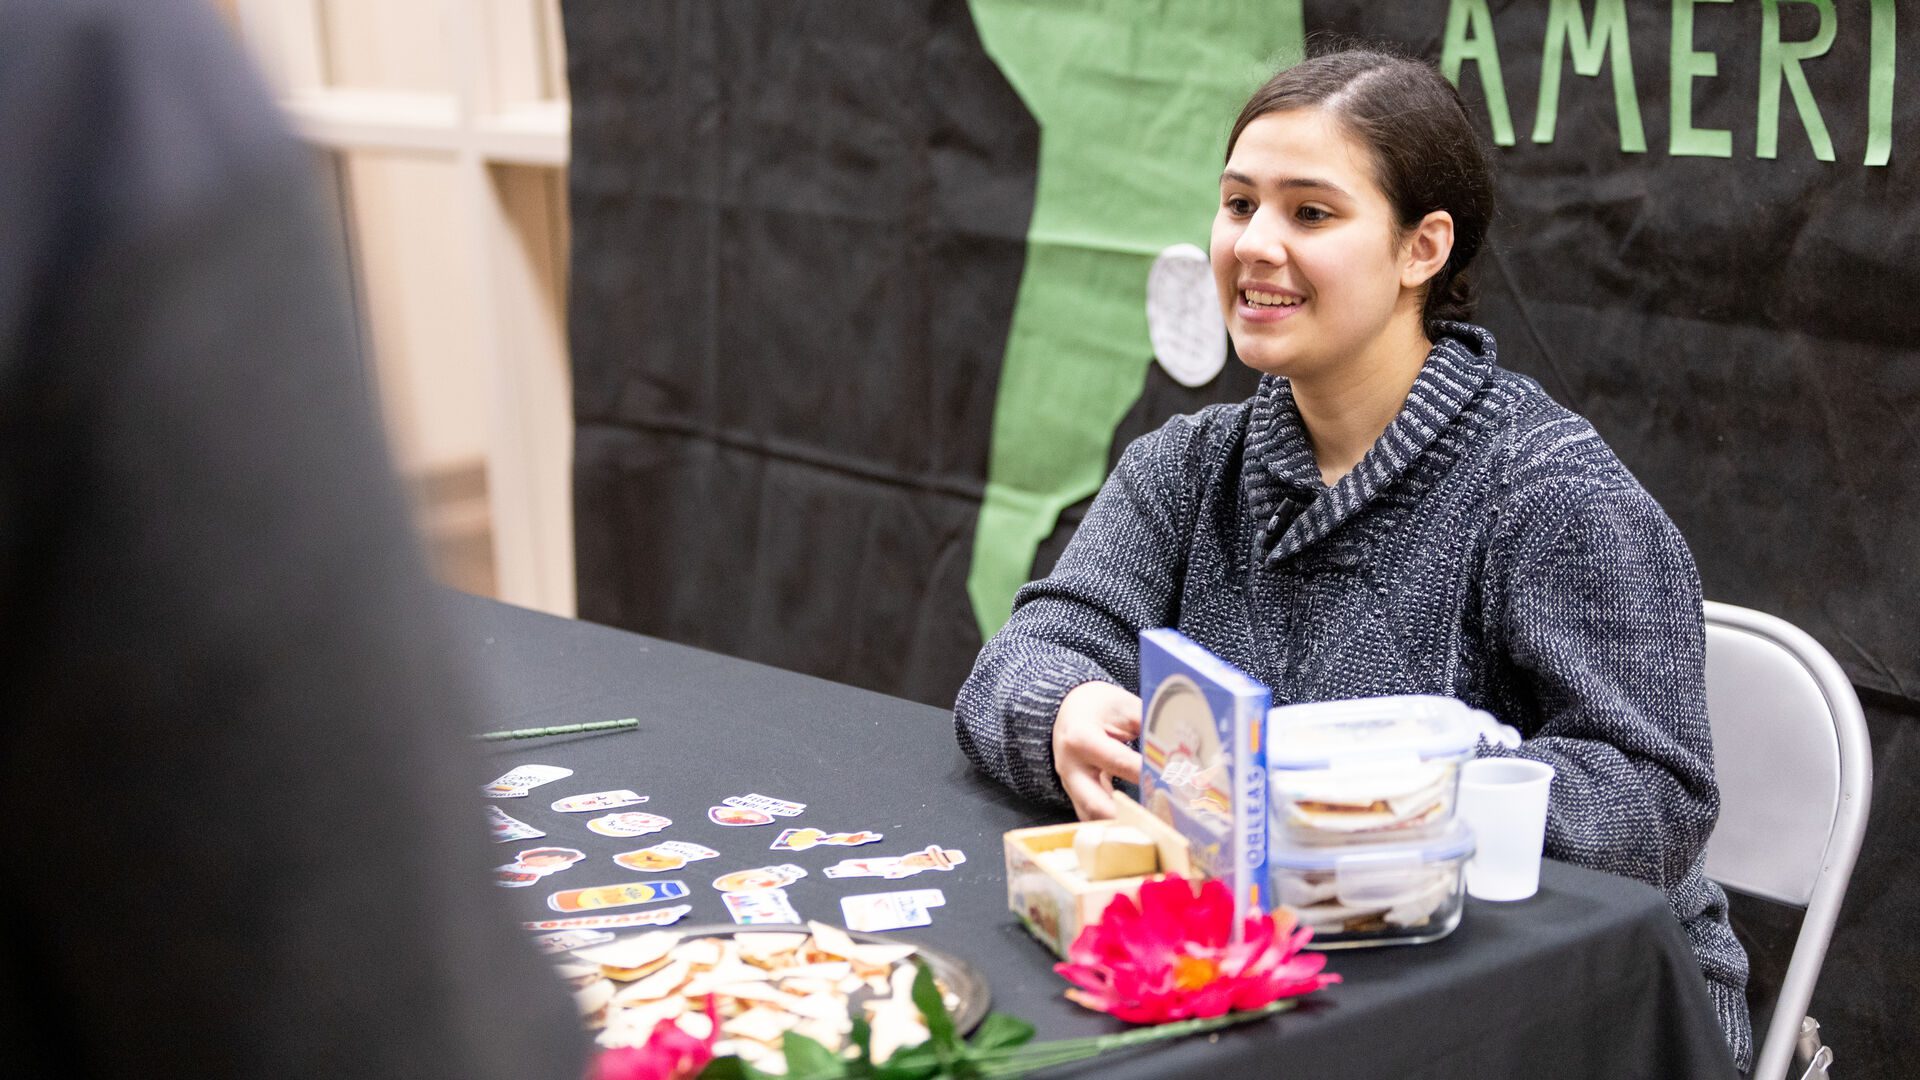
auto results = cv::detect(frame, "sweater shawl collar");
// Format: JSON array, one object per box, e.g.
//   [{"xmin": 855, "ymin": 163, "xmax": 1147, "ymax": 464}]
[{"xmin": 1242, "ymin": 322, "xmax": 1498, "ymax": 564}]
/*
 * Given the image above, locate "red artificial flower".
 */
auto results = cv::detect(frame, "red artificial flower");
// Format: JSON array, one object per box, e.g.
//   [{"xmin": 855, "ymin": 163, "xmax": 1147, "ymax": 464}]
[
  {"xmin": 1055, "ymin": 876, "xmax": 1339, "ymax": 1024},
  {"xmin": 589, "ymin": 996, "xmax": 720, "ymax": 1080}
]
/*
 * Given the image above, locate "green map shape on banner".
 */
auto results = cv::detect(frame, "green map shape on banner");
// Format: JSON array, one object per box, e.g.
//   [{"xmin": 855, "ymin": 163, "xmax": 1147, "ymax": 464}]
[{"xmin": 964, "ymin": 0, "xmax": 1306, "ymax": 640}]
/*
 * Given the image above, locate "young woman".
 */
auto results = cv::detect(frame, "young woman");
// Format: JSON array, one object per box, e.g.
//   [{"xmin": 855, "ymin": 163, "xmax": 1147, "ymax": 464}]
[{"xmin": 953, "ymin": 50, "xmax": 1751, "ymax": 1069}]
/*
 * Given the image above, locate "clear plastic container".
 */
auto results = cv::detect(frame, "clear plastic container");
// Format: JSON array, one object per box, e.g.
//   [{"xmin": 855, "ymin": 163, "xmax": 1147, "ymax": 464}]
[
  {"xmin": 1269, "ymin": 820, "xmax": 1474, "ymax": 948},
  {"xmin": 1266, "ymin": 696, "xmax": 1513, "ymax": 845}
]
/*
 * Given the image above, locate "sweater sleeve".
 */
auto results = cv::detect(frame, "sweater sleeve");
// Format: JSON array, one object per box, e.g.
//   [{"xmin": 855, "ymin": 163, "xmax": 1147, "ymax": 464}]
[
  {"xmin": 953, "ymin": 411, "xmax": 1214, "ymax": 804},
  {"xmin": 1486, "ymin": 485, "xmax": 1721, "ymax": 894}
]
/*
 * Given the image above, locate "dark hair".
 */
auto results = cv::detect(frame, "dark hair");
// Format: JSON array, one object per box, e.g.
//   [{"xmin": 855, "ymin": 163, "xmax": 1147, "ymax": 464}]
[{"xmin": 1226, "ymin": 48, "xmax": 1494, "ymax": 331}]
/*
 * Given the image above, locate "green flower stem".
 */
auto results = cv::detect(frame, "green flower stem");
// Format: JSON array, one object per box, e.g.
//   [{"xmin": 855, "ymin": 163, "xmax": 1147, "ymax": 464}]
[
  {"xmin": 964, "ymin": 1001, "xmax": 1298, "ymax": 1077},
  {"xmin": 474, "ymin": 718, "xmax": 638, "ymax": 741},
  {"xmin": 735, "ymin": 994, "xmax": 1300, "ymax": 1079}
]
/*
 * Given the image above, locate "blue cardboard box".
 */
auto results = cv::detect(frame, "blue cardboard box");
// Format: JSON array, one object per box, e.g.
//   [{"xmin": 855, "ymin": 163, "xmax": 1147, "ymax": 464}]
[{"xmin": 1137, "ymin": 628, "xmax": 1270, "ymax": 929}]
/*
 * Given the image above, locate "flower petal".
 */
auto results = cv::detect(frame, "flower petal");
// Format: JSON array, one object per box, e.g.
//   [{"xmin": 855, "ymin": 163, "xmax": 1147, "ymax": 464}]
[
  {"xmin": 1133, "ymin": 879, "xmax": 1192, "ymax": 957},
  {"xmin": 1055, "ymin": 874, "xmax": 1340, "ymax": 1025},
  {"xmin": 1187, "ymin": 879, "xmax": 1235, "ymax": 949},
  {"xmin": 1053, "ymin": 961, "xmax": 1113, "ymax": 997}
]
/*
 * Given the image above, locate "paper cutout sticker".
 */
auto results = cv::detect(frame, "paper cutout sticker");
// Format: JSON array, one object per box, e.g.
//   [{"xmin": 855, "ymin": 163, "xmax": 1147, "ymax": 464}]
[
  {"xmin": 485, "ymin": 805, "xmax": 545, "ymax": 843},
  {"xmin": 613, "ymin": 841, "xmax": 719, "ymax": 873},
  {"xmin": 1146, "ymin": 243, "xmax": 1227, "ymax": 388},
  {"xmin": 723, "ymin": 794, "xmax": 807, "ymax": 817},
  {"xmin": 521, "ymin": 905, "xmax": 693, "ymax": 932},
  {"xmin": 531, "ymin": 929, "xmax": 615, "ymax": 954},
  {"xmin": 770, "ymin": 828, "xmax": 884, "ymax": 852},
  {"xmin": 494, "ymin": 846, "xmax": 586, "ymax": 887},
  {"xmin": 723, "ymin": 889, "xmax": 801, "ymax": 925},
  {"xmin": 840, "ymin": 889, "xmax": 945, "ymax": 932},
  {"xmin": 821, "ymin": 846, "xmax": 967, "ymax": 880},
  {"xmin": 587, "ymin": 812, "xmax": 673, "ymax": 838},
  {"xmin": 711, "ymin": 864, "xmax": 807, "ymax": 893},
  {"xmin": 482, "ymin": 764, "xmax": 574, "ymax": 798},
  {"xmin": 546, "ymin": 880, "xmax": 690, "ymax": 913},
  {"xmin": 551, "ymin": 789, "xmax": 648, "ymax": 813},
  {"xmin": 709, "ymin": 805, "xmax": 775, "ymax": 827}
]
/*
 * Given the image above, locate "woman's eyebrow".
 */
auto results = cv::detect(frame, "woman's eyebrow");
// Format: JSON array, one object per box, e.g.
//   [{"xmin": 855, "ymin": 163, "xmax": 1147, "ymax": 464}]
[{"xmin": 1219, "ymin": 169, "xmax": 1351, "ymax": 200}]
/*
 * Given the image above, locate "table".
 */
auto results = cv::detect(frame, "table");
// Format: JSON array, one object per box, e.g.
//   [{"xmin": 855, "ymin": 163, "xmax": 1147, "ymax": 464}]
[{"xmin": 459, "ymin": 596, "xmax": 1739, "ymax": 1079}]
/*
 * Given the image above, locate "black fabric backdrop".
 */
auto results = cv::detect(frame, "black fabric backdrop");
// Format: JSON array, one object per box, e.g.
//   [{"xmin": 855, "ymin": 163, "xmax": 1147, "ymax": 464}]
[
  {"xmin": 1318, "ymin": 0, "xmax": 1919, "ymax": 707},
  {"xmin": 563, "ymin": 1, "xmax": 1917, "ymax": 1073},
  {"xmin": 566, "ymin": 0, "xmax": 1032, "ymax": 702}
]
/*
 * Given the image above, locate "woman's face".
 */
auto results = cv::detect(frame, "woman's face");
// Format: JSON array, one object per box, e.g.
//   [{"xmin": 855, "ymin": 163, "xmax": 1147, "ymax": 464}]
[{"xmin": 1210, "ymin": 107, "xmax": 1415, "ymax": 381}]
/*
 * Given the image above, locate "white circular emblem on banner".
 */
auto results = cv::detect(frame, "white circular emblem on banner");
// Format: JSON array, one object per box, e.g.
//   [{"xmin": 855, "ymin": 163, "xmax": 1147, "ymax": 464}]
[{"xmin": 1146, "ymin": 242, "xmax": 1227, "ymax": 388}]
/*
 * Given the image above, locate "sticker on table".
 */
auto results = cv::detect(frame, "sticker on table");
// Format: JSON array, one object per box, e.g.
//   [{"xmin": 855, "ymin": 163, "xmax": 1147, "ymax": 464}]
[
  {"xmin": 546, "ymin": 880, "xmax": 690, "ymax": 913},
  {"xmin": 494, "ymin": 846, "xmax": 586, "ymax": 887},
  {"xmin": 769, "ymin": 827, "xmax": 884, "ymax": 852},
  {"xmin": 821, "ymin": 846, "xmax": 967, "ymax": 880},
  {"xmin": 840, "ymin": 889, "xmax": 945, "ymax": 933},
  {"xmin": 587, "ymin": 812, "xmax": 673, "ymax": 838},
  {"xmin": 532, "ymin": 929, "xmax": 615, "ymax": 955},
  {"xmin": 482, "ymin": 764, "xmax": 574, "ymax": 798},
  {"xmin": 711, "ymin": 864, "xmax": 807, "ymax": 893},
  {"xmin": 521, "ymin": 905, "xmax": 693, "ymax": 932},
  {"xmin": 551, "ymin": 789, "xmax": 648, "ymax": 814},
  {"xmin": 723, "ymin": 793, "xmax": 807, "ymax": 817},
  {"xmin": 723, "ymin": 888, "xmax": 801, "ymax": 925},
  {"xmin": 613, "ymin": 841, "xmax": 719, "ymax": 873},
  {"xmin": 485, "ymin": 805, "xmax": 545, "ymax": 843},
  {"xmin": 708, "ymin": 805, "xmax": 775, "ymax": 828}
]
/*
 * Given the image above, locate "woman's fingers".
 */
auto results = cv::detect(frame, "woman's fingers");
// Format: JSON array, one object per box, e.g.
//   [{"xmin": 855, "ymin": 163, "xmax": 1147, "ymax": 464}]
[
  {"xmin": 1062, "ymin": 765, "xmax": 1117, "ymax": 821},
  {"xmin": 1054, "ymin": 680, "xmax": 1147, "ymax": 818},
  {"xmin": 1078, "ymin": 733, "xmax": 1143, "ymax": 785},
  {"xmin": 1058, "ymin": 721, "xmax": 1142, "ymax": 818}
]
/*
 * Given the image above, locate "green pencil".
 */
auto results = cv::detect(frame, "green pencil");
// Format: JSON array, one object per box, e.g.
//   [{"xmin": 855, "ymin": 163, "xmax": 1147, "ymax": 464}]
[{"xmin": 475, "ymin": 717, "xmax": 639, "ymax": 741}]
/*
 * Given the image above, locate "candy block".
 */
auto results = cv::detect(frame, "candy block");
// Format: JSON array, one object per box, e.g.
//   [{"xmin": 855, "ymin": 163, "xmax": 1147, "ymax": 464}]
[{"xmin": 1004, "ymin": 792, "xmax": 1190, "ymax": 957}]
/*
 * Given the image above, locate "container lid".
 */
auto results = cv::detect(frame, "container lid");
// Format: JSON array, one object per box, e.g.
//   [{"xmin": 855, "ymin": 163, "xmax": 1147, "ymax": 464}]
[
  {"xmin": 1266, "ymin": 695, "xmax": 1511, "ymax": 769},
  {"xmin": 1267, "ymin": 818, "xmax": 1476, "ymax": 871}
]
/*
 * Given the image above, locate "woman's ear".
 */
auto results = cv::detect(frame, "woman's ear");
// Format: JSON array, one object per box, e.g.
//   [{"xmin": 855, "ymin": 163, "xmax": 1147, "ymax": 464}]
[{"xmin": 1401, "ymin": 210, "xmax": 1454, "ymax": 290}]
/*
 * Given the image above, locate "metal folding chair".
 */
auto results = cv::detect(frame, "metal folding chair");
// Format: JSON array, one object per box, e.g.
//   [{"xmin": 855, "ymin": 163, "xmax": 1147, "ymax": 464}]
[{"xmin": 1701, "ymin": 602, "xmax": 1873, "ymax": 1080}]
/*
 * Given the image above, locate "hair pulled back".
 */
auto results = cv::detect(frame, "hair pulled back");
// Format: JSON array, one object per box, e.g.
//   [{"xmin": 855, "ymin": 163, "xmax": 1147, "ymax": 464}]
[{"xmin": 1226, "ymin": 48, "xmax": 1494, "ymax": 331}]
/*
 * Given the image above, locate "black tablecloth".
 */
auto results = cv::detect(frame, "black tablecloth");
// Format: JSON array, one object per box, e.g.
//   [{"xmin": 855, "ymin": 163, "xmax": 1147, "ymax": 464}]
[{"xmin": 456, "ymin": 595, "xmax": 1738, "ymax": 1079}]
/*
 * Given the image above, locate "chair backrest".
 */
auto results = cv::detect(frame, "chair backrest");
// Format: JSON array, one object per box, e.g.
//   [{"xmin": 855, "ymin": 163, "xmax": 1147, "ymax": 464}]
[{"xmin": 1699, "ymin": 601, "xmax": 1872, "ymax": 1080}]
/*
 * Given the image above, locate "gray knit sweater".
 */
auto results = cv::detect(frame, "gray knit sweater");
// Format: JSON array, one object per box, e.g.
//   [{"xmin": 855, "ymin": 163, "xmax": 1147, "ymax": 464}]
[{"xmin": 954, "ymin": 324, "xmax": 1751, "ymax": 1068}]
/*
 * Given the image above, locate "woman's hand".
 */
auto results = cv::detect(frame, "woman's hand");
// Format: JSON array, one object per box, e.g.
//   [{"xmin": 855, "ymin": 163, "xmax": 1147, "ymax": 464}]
[{"xmin": 1053, "ymin": 681, "xmax": 1144, "ymax": 820}]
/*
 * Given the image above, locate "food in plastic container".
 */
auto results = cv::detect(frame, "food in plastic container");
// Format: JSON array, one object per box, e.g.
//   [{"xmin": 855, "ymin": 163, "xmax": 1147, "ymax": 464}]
[
  {"xmin": 1266, "ymin": 695, "xmax": 1516, "ymax": 844},
  {"xmin": 1269, "ymin": 820, "xmax": 1474, "ymax": 948}
]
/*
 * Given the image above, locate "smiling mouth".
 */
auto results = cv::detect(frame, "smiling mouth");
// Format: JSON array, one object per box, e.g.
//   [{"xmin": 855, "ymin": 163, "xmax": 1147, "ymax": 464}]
[{"xmin": 1242, "ymin": 288, "xmax": 1303, "ymax": 309}]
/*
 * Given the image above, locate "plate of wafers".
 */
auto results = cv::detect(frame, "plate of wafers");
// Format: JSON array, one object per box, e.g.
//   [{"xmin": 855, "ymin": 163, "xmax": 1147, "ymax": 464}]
[{"xmin": 558, "ymin": 921, "xmax": 988, "ymax": 1072}]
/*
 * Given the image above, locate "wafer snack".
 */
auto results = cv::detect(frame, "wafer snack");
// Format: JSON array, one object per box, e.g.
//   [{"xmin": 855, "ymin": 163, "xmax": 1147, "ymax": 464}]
[{"xmin": 563, "ymin": 923, "xmax": 959, "ymax": 1073}]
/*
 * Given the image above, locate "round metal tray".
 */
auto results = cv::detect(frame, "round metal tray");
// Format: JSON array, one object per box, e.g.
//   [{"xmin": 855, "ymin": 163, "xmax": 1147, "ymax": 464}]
[{"xmin": 669, "ymin": 922, "xmax": 990, "ymax": 1033}]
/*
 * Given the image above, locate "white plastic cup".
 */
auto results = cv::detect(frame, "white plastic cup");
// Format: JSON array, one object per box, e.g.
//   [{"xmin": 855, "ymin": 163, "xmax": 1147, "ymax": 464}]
[{"xmin": 1457, "ymin": 758, "xmax": 1555, "ymax": 901}]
